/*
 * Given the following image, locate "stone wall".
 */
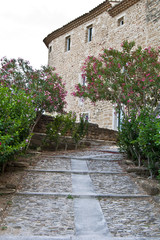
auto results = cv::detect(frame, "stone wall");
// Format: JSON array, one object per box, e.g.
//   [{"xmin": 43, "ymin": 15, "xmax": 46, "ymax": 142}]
[
  {"xmin": 86, "ymin": 123, "xmax": 118, "ymax": 141},
  {"xmin": 45, "ymin": 0, "xmax": 160, "ymax": 129},
  {"xmin": 33, "ymin": 115, "xmax": 118, "ymax": 142},
  {"xmin": 146, "ymin": 0, "xmax": 160, "ymax": 48}
]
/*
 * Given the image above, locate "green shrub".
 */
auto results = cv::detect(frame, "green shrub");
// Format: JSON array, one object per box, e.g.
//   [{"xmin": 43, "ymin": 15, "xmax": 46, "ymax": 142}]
[
  {"xmin": 0, "ymin": 86, "xmax": 36, "ymax": 172},
  {"xmin": 118, "ymin": 110, "xmax": 142, "ymax": 165},
  {"xmin": 45, "ymin": 113, "xmax": 76, "ymax": 151},
  {"xmin": 137, "ymin": 109, "xmax": 160, "ymax": 176},
  {"xmin": 118, "ymin": 107, "xmax": 160, "ymax": 177},
  {"xmin": 45, "ymin": 113, "xmax": 88, "ymax": 150},
  {"xmin": 71, "ymin": 116, "xmax": 88, "ymax": 150}
]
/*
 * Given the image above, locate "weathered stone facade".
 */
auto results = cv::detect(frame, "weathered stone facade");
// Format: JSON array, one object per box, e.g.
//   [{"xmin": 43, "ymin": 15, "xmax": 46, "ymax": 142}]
[{"xmin": 43, "ymin": 0, "xmax": 160, "ymax": 129}]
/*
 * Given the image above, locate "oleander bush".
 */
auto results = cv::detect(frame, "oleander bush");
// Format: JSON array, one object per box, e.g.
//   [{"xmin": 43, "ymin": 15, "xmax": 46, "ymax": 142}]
[
  {"xmin": 0, "ymin": 57, "xmax": 67, "ymax": 172},
  {"xmin": 73, "ymin": 40, "xmax": 160, "ymax": 177},
  {"xmin": 0, "ymin": 86, "xmax": 36, "ymax": 172}
]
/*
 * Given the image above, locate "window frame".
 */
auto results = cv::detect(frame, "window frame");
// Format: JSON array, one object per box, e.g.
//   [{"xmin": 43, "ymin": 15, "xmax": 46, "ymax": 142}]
[
  {"xmin": 86, "ymin": 25, "xmax": 93, "ymax": 42},
  {"xmin": 65, "ymin": 35, "xmax": 71, "ymax": 52},
  {"xmin": 118, "ymin": 16, "xmax": 125, "ymax": 27},
  {"xmin": 49, "ymin": 46, "xmax": 52, "ymax": 53},
  {"xmin": 79, "ymin": 73, "xmax": 87, "ymax": 87}
]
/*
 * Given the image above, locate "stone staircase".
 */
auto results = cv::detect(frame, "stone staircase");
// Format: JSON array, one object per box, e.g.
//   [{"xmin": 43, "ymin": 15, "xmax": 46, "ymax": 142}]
[{"xmin": 0, "ymin": 145, "xmax": 160, "ymax": 239}]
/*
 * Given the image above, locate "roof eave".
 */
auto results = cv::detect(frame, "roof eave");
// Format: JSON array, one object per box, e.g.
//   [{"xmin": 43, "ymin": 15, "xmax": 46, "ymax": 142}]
[
  {"xmin": 43, "ymin": 0, "xmax": 112, "ymax": 48},
  {"xmin": 108, "ymin": 0, "xmax": 141, "ymax": 17}
]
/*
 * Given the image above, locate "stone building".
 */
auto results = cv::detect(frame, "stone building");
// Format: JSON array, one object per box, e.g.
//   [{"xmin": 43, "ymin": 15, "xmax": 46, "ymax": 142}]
[{"xmin": 43, "ymin": 0, "xmax": 160, "ymax": 129}]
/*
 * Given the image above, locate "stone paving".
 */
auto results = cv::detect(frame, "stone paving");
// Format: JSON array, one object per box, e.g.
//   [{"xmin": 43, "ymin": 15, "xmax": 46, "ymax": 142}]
[
  {"xmin": 90, "ymin": 174, "xmax": 145, "ymax": 195},
  {"xmin": 87, "ymin": 160, "xmax": 122, "ymax": 172},
  {"xmin": 0, "ymin": 144, "xmax": 160, "ymax": 240},
  {"xmin": 20, "ymin": 172, "xmax": 72, "ymax": 193},
  {"xmin": 1, "ymin": 196, "xmax": 74, "ymax": 236},
  {"xmin": 31, "ymin": 157, "xmax": 71, "ymax": 171},
  {"xmin": 100, "ymin": 198, "xmax": 160, "ymax": 238}
]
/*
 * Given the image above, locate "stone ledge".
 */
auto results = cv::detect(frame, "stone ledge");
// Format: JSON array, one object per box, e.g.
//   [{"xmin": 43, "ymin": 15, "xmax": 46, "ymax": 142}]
[
  {"xmin": 26, "ymin": 169, "xmax": 126, "ymax": 174},
  {"xmin": 0, "ymin": 189, "xmax": 16, "ymax": 194},
  {"xmin": 16, "ymin": 191, "xmax": 150, "ymax": 199},
  {"xmin": 1, "ymin": 236, "xmax": 160, "ymax": 240},
  {"xmin": 33, "ymin": 115, "xmax": 118, "ymax": 142},
  {"xmin": 126, "ymin": 167, "xmax": 150, "ymax": 177},
  {"xmin": 139, "ymin": 179, "xmax": 160, "ymax": 196}
]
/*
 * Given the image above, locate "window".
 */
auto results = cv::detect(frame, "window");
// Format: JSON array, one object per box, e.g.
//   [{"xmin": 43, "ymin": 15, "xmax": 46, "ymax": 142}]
[
  {"xmin": 118, "ymin": 16, "xmax": 124, "ymax": 26},
  {"xmin": 49, "ymin": 46, "xmax": 52, "ymax": 53},
  {"xmin": 65, "ymin": 36, "xmax": 71, "ymax": 51},
  {"xmin": 79, "ymin": 73, "xmax": 87, "ymax": 87},
  {"xmin": 87, "ymin": 25, "xmax": 93, "ymax": 42},
  {"xmin": 82, "ymin": 76, "xmax": 87, "ymax": 86},
  {"xmin": 113, "ymin": 105, "xmax": 124, "ymax": 130}
]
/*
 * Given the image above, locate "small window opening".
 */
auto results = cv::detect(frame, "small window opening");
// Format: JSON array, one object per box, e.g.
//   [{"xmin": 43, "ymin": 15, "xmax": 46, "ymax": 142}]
[
  {"xmin": 86, "ymin": 25, "xmax": 93, "ymax": 42},
  {"xmin": 66, "ymin": 36, "xmax": 71, "ymax": 51},
  {"xmin": 118, "ymin": 16, "xmax": 124, "ymax": 26},
  {"xmin": 80, "ymin": 73, "xmax": 87, "ymax": 87},
  {"xmin": 82, "ymin": 76, "xmax": 87, "ymax": 86},
  {"xmin": 49, "ymin": 46, "xmax": 52, "ymax": 53}
]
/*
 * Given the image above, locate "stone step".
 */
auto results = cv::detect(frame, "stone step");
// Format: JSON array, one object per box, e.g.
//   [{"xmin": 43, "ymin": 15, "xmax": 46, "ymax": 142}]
[
  {"xmin": 0, "ymin": 236, "xmax": 71, "ymax": 240},
  {"xmin": 66, "ymin": 157, "xmax": 123, "ymax": 161},
  {"xmin": 16, "ymin": 191, "xmax": 150, "ymax": 198},
  {"xmin": 43, "ymin": 155, "xmax": 123, "ymax": 161},
  {"xmin": 1, "ymin": 148, "xmax": 159, "ymax": 239},
  {"xmin": 1, "ymin": 235, "xmax": 160, "ymax": 240},
  {"xmin": 74, "ymin": 237, "xmax": 160, "ymax": 240},
  {"xmin": 26, "ymin": 169, "xmax": 126, "ymax": 175}
]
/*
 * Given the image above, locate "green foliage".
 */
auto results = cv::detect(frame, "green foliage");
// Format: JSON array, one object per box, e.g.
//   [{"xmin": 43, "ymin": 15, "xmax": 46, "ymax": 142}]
[
  {"xmin": 118, "ymin": 111, "xmax": 141, "ymax": 164},
  {"xmin": 0, "ymin": 86, "xmax": 36, "ymax": 171},
  {"xmin": 73, "ymin": 41, "xmax": 160, "ymax": 114},
  {"xmin": 137, "ymin": 110, "xmax": 160, "ymax": 175},
  {"xmin": 1, "ymin": 226, "xmax": 7, "ymax": 231},
  {"xmin": 45, "ymin": 112, "xmax": 76, "ymax": 150},
  {"xmin": 72, "ymin": 116, "xmax": 88, "ymax": 149},
  {"xmin": 0, "ymin": 57, "xmax": 67, "ymax": 115},
  {"xmin": 157, "ymin": 170, "xmax": 160, "ymax": 181},
  {"xmin": 45, "ymin": 113, "xmax": 88, "ymax": 150},
  {"xmin": 0, "ymin": 57, "xmax": 67, "ymax": 172},
  {"xmin": 118, "ymin": 108, "xmax": 160, "ymax": 176},
  {"xmin": 73, "ymin": 41, "xmax": 160, "ymax": 177},
  {"xmin": 67, "ymin": 194, "xmax": 74, "ymax": 199}
]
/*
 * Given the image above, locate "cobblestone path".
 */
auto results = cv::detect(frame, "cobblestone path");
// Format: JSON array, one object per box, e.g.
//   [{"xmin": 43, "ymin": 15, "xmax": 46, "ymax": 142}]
[{"xmin": 0, "ymin": 144, "xmax": 160, "ymax": 240}]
